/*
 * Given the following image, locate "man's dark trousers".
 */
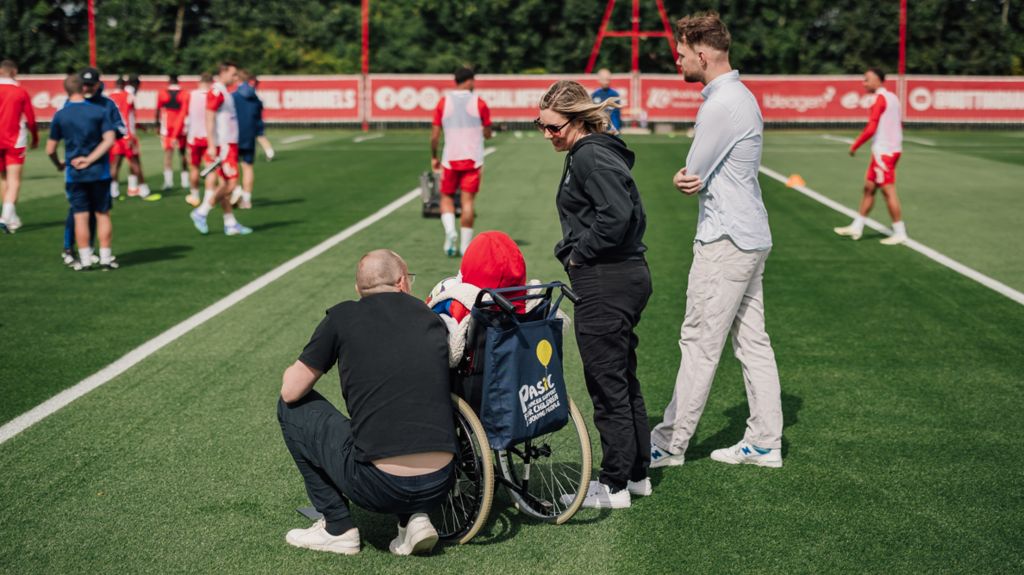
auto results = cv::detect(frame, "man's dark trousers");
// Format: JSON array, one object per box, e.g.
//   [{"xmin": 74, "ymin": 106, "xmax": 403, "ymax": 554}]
[{"xmin": 277, "ymin": 391, "xmax": 453, "ymax": 534}]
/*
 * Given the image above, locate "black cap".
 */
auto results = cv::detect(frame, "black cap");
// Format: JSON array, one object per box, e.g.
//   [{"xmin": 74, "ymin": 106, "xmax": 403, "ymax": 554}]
[{"xmin": 79, "ymin": 67, "xmax": 101, "ymax": 85}]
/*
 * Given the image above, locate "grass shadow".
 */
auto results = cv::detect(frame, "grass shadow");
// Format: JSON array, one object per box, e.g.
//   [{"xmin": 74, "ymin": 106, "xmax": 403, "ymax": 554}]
[
  {"xmin": 647, "ymin": 391, "xmax": 802, "ymax": 462},
  {"xmin": 256, "ymin": 198, "xmax": 306, "ymax": 208},
  {"xmin": 117, "ymin": 245, "xmax": 193, "ymax": 266},
  {"xmin": 253, "ymin": 220, "xmax": 303, "ymax": 233},
  {"xmin": 11, "ymin": 220, "xmax": 65, "ymax": 234}
]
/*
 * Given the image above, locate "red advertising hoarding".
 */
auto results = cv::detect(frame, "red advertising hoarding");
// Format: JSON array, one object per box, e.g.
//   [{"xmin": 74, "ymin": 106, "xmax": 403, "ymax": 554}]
[
  {"xmin": 18, "ymin": 75, "xmax": 361, "ymax": 123},
  {"xmin": 15, "ymin": 74, "xmax": 1024, "ymax": 124},
  {"xmin": 368, "ymin": 74, "xmax": 632, "ymax": 122},
  {"xmin": 905, "ymin": 76, "xmax": 1024, "ymax": 123},
  {"xmin": 640, "ymin": 74, "xmax": 1024, "ymax": 123}
]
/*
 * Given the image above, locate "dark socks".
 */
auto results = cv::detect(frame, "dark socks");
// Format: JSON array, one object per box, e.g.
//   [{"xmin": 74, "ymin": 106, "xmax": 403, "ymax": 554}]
[{"xmin": 325, "ymin": 517, "xmax": 355, "ymax": 536}]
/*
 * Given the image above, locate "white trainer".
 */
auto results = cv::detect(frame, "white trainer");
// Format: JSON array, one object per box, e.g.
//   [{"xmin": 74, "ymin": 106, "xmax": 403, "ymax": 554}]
[
  {"xmin": 285, "ymin": 518, "xmax": 360, "ymax": 555},
  {"xmin": 562, "ymin": 481, "xmax": 631, "ymax": 509},
  {"xmin": 443, "ymin": 231, "xmax": 458, "ymax": 257},
  {"xmin": 627, "ymin": 477, "xmax": 652, "ymax": 497},
  {"xmin": 389, "ymin": 513, "xmax": 438, "ymax": 556},
  {"xmin": 879, "ymin": 233, "xmax": 907, "ymax": 246},
  {"xmin": 650, "ymin": 443, "xmax": 685, "ymax": 468},
  {"xmin": 833, "ymin": 224, "xmax": 863, "ymax": 241},
  {"xmin": 710, "ymin": 440, "xmax": 782, "ymax": 468},
  {"xmin": 1, "ymin": 215, "xmax": 22, "ymax": 232}
]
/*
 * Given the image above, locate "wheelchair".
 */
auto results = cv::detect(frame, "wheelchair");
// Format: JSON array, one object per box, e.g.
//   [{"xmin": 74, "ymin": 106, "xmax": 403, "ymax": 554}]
[{"xmin": 429, "ymin": 282, "xmax": 593, "ymax": 544}]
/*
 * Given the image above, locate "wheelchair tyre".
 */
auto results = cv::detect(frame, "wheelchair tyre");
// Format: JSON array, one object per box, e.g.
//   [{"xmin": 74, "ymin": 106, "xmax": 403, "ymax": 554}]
[
  {"xmin": 496, "ymin": 397, "xmax": 592, "ymax": 524},
  {"xmin": 433, "ymin": 394, "xmax": 494, "ymax": 544}
]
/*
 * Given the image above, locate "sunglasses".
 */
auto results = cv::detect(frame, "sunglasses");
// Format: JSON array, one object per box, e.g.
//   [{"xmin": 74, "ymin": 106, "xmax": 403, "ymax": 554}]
[{"xmin": 534, "ymin": 117, "xmax": 572, "ymax": 135}]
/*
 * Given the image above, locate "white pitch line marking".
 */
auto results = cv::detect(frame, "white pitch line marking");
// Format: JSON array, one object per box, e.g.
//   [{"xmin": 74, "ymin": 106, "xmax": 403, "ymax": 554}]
[
  {"xmin": 281, "ymin": 134, "xmax": 314, "ymax": 144},
  {"xmin": 353, "ymin": 133, "xmax": 384, "ymax": 143},
  {"xmin": 904, "ymin": 136, "xmax": 936, "ymax": 146},
  {"xmin": 821, "ymin": 134, "xmax": 855, "ymax": 145},
  {"xmin": 0, "ymin": 147, "xmax": 499, "ymax": 446},
  {"xmin": 759, "ymin": 165, "xmax": 1024, "ymax": 306}
]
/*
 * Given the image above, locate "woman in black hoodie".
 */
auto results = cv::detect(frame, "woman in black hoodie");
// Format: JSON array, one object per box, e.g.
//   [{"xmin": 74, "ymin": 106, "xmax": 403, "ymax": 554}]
[{"xmin": 537, "ymin": 80, "xmax": 652, "ymax": 509}]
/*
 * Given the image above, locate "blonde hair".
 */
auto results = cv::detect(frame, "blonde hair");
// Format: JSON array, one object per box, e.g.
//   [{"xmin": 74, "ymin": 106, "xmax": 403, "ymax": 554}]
[{"xmin": 539, "ymin": 80, "xmax": 620, "ymax": 135}]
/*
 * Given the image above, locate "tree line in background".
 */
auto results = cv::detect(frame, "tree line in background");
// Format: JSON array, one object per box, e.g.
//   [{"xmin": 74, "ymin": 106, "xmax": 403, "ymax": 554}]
[{"xmin": 2, "ymin": 0, "xmax": 1021, "ymax": 77}]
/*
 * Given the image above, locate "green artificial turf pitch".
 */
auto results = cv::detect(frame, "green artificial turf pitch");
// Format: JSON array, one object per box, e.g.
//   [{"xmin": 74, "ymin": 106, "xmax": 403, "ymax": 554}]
[{"xmin": 1, "ymin": 129, "xmax": 1022, "ymax": 574}]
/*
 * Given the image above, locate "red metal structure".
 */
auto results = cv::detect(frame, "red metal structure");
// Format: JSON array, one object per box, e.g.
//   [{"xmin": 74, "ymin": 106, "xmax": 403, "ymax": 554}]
[
  {"xmin": 88, "ymin": 0, "xmax": 97, "ymax": 67},
  {"xmin": 585, "ymin": 0, "xmax": 677, "ymax": 74}
]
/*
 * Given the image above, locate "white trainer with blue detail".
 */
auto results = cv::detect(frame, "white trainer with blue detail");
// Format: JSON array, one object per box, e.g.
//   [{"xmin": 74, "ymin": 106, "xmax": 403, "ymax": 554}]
[
  {"xmin": 710, "ymin": 440, "xmax": 782, "ymax": 468},
  {"xmin": 650, "ymin": 443, "xmax": 685, "ymax": 468}
]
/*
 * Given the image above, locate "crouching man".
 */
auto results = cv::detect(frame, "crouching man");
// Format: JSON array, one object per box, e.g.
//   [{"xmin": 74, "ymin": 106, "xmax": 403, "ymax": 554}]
[{"xmin": 278, "ymin": 249, "xmax": 456, "ymax": 556}]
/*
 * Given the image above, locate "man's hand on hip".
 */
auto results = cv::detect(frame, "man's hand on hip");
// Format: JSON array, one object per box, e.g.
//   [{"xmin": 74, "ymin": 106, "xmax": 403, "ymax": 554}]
[{"xmin": 674, "ymin": 167, "xmax": 703, "ymax": 195}]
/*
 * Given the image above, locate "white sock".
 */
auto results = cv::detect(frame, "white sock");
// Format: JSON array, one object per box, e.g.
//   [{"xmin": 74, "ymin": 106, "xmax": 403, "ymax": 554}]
[
  {"xmin": 111, "ymin": 181, "xmax": 120, "ymax": 197},
  {"xmin": 892, "ymin": 221, "xmax": 906, "ymax": 236},
  {"xmin": 441, "ymin": 212, "xmax": 456, "ymax": 236},
  {"xmin": 460, "ymin": 227, "xmax": 474, "ymax": 253},
  {"xmin": 189, "ymin": 187, "xmax": 200, "ymax": 197},
  {"xmin": 196, "ymin": 201, "xmax": 212, "ymax": 216},
  {"xmin": 223, "ymin": 213, "xmax": 238, "ymax": 227},
  {"xmin": 1, "ymin": 202, "xmax": 13, "ymax": 220},
  {"xmin": 852, "ymin": 215, "xmax": 866, "ymax": 231},
  {"xmin": 241, "ymin": 191, "xmax": 252, "ymax": 203},
  {"xmin": 202, "ymin": 188, "xmax": 215, "ymax": 205},
  {"xmin": 181, "ymin": 172, "xmax": 190, "ymax": 188},
  {"xmin": 78, "ymin": 247, "xmax": 93, "ymax": 265},
  {"xmin": 128, "ymin": 175, "xmax": 139, "ymax": 189},
  {"xmin": 99, "ymin": 247, "xmax": 113, "ymax": 263},
  {"xmin": 163, "ymin": 169, "xmax": 173, "ymax": 187}
]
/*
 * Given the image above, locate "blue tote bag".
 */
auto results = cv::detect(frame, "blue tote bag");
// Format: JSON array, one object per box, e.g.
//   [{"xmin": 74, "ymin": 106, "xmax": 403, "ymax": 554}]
[{"xmin": 474, "ymin": 289, "xmax": 571, "ymax": 450}]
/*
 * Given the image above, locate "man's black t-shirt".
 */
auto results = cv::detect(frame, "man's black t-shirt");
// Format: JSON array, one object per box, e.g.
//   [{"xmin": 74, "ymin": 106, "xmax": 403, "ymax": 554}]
[{"xmin": 299, "ymin": 292, "xmax": 456, "ymax": 462}]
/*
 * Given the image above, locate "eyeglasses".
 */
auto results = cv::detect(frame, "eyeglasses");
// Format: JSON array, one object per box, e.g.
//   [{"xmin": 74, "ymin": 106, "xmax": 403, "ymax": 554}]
[{"xmin": 534, "ymin": 117, "xmax": 572, "ymax": 135}]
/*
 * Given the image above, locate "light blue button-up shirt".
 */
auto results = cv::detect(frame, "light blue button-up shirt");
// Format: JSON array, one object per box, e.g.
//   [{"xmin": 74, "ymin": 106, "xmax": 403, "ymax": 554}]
[{"xmin": 686, "ymin": 70, "xmax": 772, "ymax": 251}]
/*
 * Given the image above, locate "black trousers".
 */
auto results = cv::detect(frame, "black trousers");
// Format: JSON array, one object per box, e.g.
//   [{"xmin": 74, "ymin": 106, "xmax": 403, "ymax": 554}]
[
  {"xmin": 568, "ymin": 258, "xmax": 653, "ymax": 491},
  {"xmin": 277, "ymin": 391, "xmax": 454, "ymax": 534}
]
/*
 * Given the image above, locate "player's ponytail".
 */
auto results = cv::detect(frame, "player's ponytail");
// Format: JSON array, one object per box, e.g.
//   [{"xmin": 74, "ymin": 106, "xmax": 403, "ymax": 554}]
[{"xmin": 539, "ymin": 80, "xmax": 620, "ymax": 135}]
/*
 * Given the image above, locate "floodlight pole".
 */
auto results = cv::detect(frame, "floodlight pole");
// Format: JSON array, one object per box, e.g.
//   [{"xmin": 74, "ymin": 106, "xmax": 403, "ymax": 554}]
[
  {"xmin": 361, "ymin": 0, "xmax": 370, "ymax": 132},
  {"xmin": 88, "ymin": 0, "xmax": 97, "ymax": 67},
  {"xmin": 898, "ymin": 0, "xmax": 907, "ymax": 118}
]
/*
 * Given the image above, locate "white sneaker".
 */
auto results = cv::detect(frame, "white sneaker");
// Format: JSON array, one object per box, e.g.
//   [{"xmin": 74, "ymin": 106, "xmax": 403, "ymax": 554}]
[
  {"xmin": 285, "ymin": 518, "xmax": 360, "ymax": 555},
  {"xmin": 627, "ymin": 477, "xmax": 652, "ymax": 497},
  {"xmin": 238, "ymin": 197, "xmax": 252, "ymax": 210},
  {"xmin": 443, "ymin": 231, "xmax": 458, "ymax": 257},
  {"xmin": 389, "ymin": 513, "xmax": 438, "ymax": 556},
  {"xmin": 880, "ymin": 233, "xmax": 907, "ymax": 246},
  {"xmin": 650, "ymin": 443, "xmax": 685, "ymax": 468},
  {"xmin": 1, "ymin": 215, "xmax": 22, "ymax": 232},
  {"xmin": 710, "ymin": 440, "xmax": 782, "ymax": 468},
  {"xmin": 562, "ymin": 481, "xmax": 631, "ymax": 509},
  {"xmin": 833, "ymin": 224, "xmax": 863, "ymax": 241}
]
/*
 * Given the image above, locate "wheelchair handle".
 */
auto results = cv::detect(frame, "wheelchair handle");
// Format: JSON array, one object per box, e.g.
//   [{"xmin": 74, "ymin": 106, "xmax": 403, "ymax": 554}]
[
  {"xmin": 560, "ymin": 284, "xmax": 581, "ymax": 305},
  {"xmin": 489, "ymin": 292, "xmax": 517, "ymax": 315}
]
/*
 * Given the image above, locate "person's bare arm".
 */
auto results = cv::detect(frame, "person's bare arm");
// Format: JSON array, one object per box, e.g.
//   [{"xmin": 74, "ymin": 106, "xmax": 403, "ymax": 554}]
[
  {"xmin": 280, "ymin": 360, "xmax": 323, "ymax": 403},
  {"xmin": 430, "ymin": 125, "xmax": 442, "ymax": 171},
  {"xmin": 46, "ymin": 139, "xmax": 64, "ymax": 171},
  {"xmin": 206, "ymin": 109, "xmax": 218, "ymax": 153}
]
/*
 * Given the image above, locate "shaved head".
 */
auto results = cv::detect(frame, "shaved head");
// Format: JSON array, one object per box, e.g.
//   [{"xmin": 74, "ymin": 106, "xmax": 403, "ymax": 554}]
[{"xmin": 356, "ymin": 250, "xmax": 409, "ymax": 296}]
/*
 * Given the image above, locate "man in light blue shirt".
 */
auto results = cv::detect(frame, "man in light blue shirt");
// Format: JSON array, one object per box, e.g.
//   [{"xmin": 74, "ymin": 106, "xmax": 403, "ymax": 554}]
[{"xmin": 650, "ymin": 11, "xmax": 784, "ymax": 470}]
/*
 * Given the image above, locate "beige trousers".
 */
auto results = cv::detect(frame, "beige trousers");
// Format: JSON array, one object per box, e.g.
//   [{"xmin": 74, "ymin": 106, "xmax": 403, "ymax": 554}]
[{"xmin": 651, "ymin": 238, "xmax": 782, "ymax": 454}]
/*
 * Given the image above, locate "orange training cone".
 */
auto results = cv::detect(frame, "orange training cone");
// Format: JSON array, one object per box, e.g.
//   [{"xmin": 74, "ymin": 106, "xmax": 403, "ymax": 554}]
[{"xmin": 786, "ymin": 174, "xmax": 806, "ymax": 188}]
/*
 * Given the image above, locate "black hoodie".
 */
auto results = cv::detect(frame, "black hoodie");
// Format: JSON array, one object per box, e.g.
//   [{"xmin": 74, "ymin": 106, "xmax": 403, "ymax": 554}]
[{"xmin": 554, "ymin": 133, "xmax": 647, "ymax": 269}]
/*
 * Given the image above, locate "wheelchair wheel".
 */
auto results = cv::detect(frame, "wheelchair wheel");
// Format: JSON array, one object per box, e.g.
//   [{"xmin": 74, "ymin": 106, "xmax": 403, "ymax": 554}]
[
  {"xmin": 496, "ymin": 397, "xmax": 592, "ymax": 523},
  {"xmin": 432, "ymin": 394, "xmax": 494, "ymax": 544}
]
